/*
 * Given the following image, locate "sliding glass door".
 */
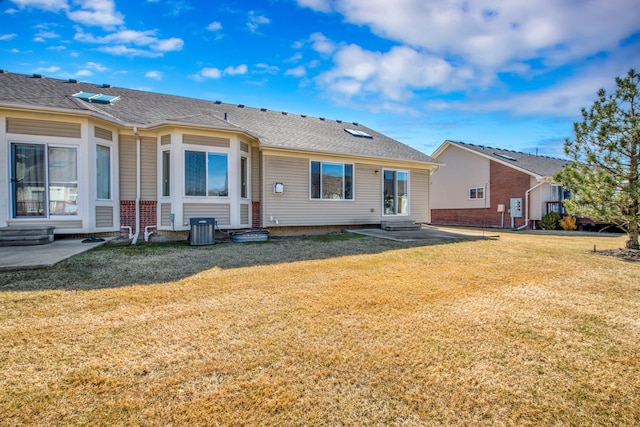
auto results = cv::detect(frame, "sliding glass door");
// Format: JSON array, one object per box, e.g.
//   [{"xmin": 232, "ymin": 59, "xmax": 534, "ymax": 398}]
[
  {"xmin": 11, "ymin": 143, "xmax": 78, "ymax": 218},
  {"xmin": 383, "ymin": 170, "xmax": 408, "ymax": 215}
]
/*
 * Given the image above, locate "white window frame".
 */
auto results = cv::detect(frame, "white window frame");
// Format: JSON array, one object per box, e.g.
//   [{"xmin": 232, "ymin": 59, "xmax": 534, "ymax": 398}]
[
  {"xmin": 469, "ymin": 186, "xmax": 485, "ymax": 200},
  {"xmin": 309, "ymin": 160, "xmax": 355, "ymax": 201},
  {"xmin": 382, "ymin": 169, "xmax": 409, "ymax": 216},
  {"xmin": 96, "ymin": 144, "xmax": 111, "ymax": 200},
  {"xmin": 184, "ymin": 149, "xmax": 229, "ymax": 198}
]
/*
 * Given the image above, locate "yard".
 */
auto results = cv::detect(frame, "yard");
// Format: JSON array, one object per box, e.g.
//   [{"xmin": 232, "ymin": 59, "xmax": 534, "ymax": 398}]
[{"xmin": 1, "ymin": 231, "xmax": 639, "ymax": 426}]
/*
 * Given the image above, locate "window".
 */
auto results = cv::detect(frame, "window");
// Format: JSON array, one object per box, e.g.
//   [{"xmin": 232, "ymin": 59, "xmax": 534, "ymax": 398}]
[
  {"xmin": 383, "ymin": 170, "xmax": 408, "ymax": 215},
  {"xmin": 469, "ymin": 187, "xmax": 485, "ymax": 200},
  {"xmin": 162, "ymin": 151, "xmax": 170, "ymax": 197},
  {"xmin": 185, "ymin": 150, "xmax": 228, "ymax": 197},
  {"xmin": 96, "ymin": 145, "xmax": 111, "ymax": 199},
  {"xmin": 11, "ymin": 143, "xmax": 78, "ymax": 217},
  {"xmin": 240, "ymin": 156, "xmax": 248, "ymax": 198},
  {"xmin": 310, "ymin": 161, "xmax": 353, "ymax": 200}
]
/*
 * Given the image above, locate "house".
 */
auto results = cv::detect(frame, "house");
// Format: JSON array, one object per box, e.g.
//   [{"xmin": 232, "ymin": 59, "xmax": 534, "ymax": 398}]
[
  {"xmin": 429, "ymin": 140, "xmax": 570, "ymax": 229},
  {"xmin": 0, "ymin": 71, "xmax": 441, "ymax": 239}
]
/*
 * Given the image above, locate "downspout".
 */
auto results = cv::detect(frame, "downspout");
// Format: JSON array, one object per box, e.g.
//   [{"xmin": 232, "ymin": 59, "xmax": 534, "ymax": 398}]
[
  {"xmin": 517, "ymin": 181, "xmax": 545, "ymax": 230},
  {"xmin": 131, "ymin": 126, "xmax": 141, "ymax": 245}
]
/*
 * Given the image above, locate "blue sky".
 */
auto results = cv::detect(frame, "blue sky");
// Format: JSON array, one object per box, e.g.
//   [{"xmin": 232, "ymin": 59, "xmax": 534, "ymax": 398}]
[{"xmin": 1, "ymin": 0, "xmax": 639, "ymax": 158}]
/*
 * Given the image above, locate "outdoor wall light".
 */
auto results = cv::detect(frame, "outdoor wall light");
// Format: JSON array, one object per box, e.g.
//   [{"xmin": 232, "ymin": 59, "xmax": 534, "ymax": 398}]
[
  {"xmin": 375, "ymin": 170, "xmax": 379, "ymax": 175},
  {"xmin": 273, "ymin": 182, "xmax": 284, "ymax": 194}
]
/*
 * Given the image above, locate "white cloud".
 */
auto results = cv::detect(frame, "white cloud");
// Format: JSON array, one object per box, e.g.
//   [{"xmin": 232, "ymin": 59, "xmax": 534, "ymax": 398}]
[
  {"xmin": 145, "ymin": 70, "xmax": 163, "ymax": 80},
  {"xmin": 198, "ymin": 67, "xmax": 222, "ymax": 79},
  {"xmin": 74, "ymin": 28, "xmax": 184, "ymax": 56},
  {"xmin": 35, "ymin": 65, "xmax": 61, "ymax": 73},
  {"xmin": 76, "ymin": 69, "xmax": 93, "ymax": 76},
  {"xmin": 33, "ymin": 30, "xmax": 59, "ymax": 42},
  {"xmin": 296, "ymin": 0, "xmax": 331, "ymax": 13},
  {"xmin": 247, "ymin": 11, "xmax": 270, "ymax": 33},
  {"xmin": 206, "ymin": 21, "xmax": 222, "ymax": 31},
  {"xmin": 317, "ymin": 44, "xmax": 472, "ymax": 101},
  {"xmin": 309, "ymin": 32, "xmax": 336, "ymax": 55},
  {"xmin": 300, "ymin": 0, "xmax": 640, "ymax": 75},
  {"xmin": 10, "ymin": 0, "xmax": 67, "ymax": 11},
  {"xmin": 223, "ymin": 64, "xmax": 248, "ymax": 75},
  {"xmin": 286, "ymin": 66, "xmax": 306, "ymax": 78},
  {"xmin": 47, "ymin": 45, "xmax": 67, "ymax": 50},
  {"xmin": 0, "ymin": 34, "xmax": 18, "ymax": 41},
  {"xmin": 254, "ymin": 63, "xmax": 280, "ymax": 74},
  {"xmin": 66, "ymin": 0, "xmax": 124, "ymax": 28},
  {"xmin": 85, "ymin": 61, "xmax": 107, "ymax": 71},
  {"xmin": 151, "ymin": 37, "xmax": 184, "ymax": 52},
  {"xmin": 98, "ymin": 45, "xmax": 162, "ymax": 57},
  {"xmin": 193, "ymin": 64, "xmax": 250, "ymax": 81}
]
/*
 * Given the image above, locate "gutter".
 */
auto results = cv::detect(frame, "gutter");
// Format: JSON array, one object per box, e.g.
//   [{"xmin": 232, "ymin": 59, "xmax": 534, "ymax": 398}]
[
  {"xmin": 131, "ymin": 126, "xmax": 141, "ymax": 245},
  {"xmin": 517, "ymin": 181, "xmax": 545, "ymax": 230}
]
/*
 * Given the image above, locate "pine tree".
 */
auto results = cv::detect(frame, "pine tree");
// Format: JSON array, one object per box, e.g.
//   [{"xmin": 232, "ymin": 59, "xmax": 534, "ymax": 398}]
[{"xmin": 555, "ymin": 69, "xmax": 640, "ymax": 250}]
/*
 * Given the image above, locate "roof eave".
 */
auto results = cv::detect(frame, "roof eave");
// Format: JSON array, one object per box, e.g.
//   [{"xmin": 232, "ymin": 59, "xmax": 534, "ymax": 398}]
[{"xmin": 259, "ymin": 144, "xmax": 442, "ymax": 169}]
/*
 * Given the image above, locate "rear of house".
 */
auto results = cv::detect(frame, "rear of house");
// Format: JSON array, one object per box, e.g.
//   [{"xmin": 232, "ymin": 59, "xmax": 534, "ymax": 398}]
[
  {"xmin": 0, "ymin": 71, "xmax": 440, "ymax": 239},
  {"xmin": 430, "ymin": 140, "xmax": 569, "ymax": 229}
]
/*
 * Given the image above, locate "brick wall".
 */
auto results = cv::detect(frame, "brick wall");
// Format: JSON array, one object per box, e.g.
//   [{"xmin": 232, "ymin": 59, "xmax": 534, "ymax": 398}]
[
  {"xmin": 252, "ymin": 201, "xmax": 261, "ymax": 228},
  {"xmin": 120, "ymin": 200, "xmax": 157, "ymax": 234},
  {"xmin": 431, "ymin": 160, "xmax": 530, "ymax": 228}
]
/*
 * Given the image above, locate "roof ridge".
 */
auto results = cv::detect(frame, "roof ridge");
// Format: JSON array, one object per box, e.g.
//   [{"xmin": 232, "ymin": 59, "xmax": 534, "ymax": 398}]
[{"xmin": 453, "ymin": 140, "xmax": 567, "ymax": 162}]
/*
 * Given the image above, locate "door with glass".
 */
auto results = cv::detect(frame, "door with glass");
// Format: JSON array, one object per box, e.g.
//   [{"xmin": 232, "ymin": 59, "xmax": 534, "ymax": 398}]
[{"xmin": 11, "ymin": 143, "xmax": 78, "ymax": 218}]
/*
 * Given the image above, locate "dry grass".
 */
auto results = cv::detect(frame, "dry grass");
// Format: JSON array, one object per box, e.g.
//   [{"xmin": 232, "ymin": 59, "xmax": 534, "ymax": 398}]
[{"xmin": 1, "ymin": 231, "xmax": 639, "ymax": 426}]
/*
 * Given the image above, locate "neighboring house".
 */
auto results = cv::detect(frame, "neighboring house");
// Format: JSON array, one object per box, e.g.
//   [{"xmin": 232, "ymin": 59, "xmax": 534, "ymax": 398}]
[
  {"xmin": 0, "ymin": 71, "xmax": 441, "ymax": 238},
  {"xmin": 430, "ymin": 140, "xmax": 570, "ymax": 229}
]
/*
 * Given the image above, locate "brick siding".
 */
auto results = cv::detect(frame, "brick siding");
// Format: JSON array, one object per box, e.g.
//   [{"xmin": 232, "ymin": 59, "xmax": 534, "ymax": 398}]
[
  {"xmin": 252, "ymin": 201, "xmax": 261, "ymax": 228},
  {"xmin": 120, "ymin": 200, "xmax": 157, "ymax": 234},
  {"xmin": 431, "ymin": 160, "xmax": 530, "ymax": 228}
]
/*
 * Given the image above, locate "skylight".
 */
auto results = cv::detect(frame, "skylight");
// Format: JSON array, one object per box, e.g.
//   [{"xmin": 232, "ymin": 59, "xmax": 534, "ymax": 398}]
[
  {"xmin": 494, "ymin": 152, "xmax": 517, "ymax": 161},
  {"xmin": 344, "ymin": 128, "xmax": 372, "ymax": 138},
  {"xmin": 73, "ymin": 91, "xmax": 120, "ymax": 104}
]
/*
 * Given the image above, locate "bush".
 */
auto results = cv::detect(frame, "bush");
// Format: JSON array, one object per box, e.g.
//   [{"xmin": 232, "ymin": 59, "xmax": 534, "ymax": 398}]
[
  {"xmin": 560, "ymin": 215, "xmax": 577, "ymax": 231},
  {"xmin": 539, "ymin": 211, "xmax": 562, "ymax": 230}
]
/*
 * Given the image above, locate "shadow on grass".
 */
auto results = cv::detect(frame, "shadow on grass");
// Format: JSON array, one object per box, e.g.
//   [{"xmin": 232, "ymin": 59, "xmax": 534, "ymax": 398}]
[{"xmin": 0, "ymin": 232, "xmax": 486, "ymax": 291}]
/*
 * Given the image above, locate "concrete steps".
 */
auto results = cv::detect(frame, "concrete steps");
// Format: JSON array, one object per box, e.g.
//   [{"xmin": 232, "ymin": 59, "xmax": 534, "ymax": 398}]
[
  {"xmin": 0, "ymin": 226, "xmax": 55, "ymax": 246},
  {"xmin": 381, "ymin": 220, "xmax": 421, "ymax": 231}
]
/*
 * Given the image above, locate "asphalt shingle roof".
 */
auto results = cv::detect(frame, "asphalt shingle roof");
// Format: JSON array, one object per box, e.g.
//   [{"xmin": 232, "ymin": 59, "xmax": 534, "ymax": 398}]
[
  {"xmin": 443, "ymin": 140, "xmax": 570, "ymax": 178},
  {"xmin": 0, "ymin": 71, "xmax": 439, "ymax": 165}
]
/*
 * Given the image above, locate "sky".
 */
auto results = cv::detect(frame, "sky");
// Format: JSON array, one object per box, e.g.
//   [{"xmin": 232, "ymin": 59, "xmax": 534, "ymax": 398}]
[{"xmin": 1, "ymin": 0, "xmax": 639, "ymax": 158}]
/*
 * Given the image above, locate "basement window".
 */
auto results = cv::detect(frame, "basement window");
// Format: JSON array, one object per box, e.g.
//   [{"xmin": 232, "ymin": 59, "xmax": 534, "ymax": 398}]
[{"xmin": 73, "ymin": 91, "xmax": 120, "ymax": 104}]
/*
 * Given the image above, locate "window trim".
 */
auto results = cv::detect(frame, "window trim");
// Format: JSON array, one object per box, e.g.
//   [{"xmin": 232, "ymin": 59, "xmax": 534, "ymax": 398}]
[
  {"xmin": 309, "ymin": 160, "xmax": 355, "ymax": 201},
  {"xmin": 161, "ymin": 150, "xmax": 170, "ymax": 198},
  {"xmin": 469, "ymin": 186, "xmax": 485, "ymax": 200},
  {"xmin": 10, "ymin": 142, "xmax": 80, "ymax": 218}
]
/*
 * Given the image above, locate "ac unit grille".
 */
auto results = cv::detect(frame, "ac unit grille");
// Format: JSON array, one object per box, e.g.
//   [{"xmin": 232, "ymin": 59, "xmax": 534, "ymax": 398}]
[{"xmin": 189, "ymin": 217, "xmax": 215, "ymax": 245}]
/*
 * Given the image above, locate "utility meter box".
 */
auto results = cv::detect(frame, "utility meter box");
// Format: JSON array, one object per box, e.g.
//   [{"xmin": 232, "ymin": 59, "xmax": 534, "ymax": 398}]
[{"xmin": 510, "ymin": 198, "xmax": 523, "ymax": 218}]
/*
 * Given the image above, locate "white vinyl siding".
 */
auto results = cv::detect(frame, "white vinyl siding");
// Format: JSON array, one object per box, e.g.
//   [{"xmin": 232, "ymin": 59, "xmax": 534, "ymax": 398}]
[
  {"xmin": 95, "ymin": 206, "xmax": 113, "ymax": 228},
  {"xmin": 263, "ymin": 154, "xmax": 429, "ymax": 226},
  {"xmin": 7, "ymin": 118, "xmax": 81, "ymax": 138},
  {"xmin": 183, "ymin": 203, "xmax": 231, "ymax": 226},
  {"xmin": 431, "ymin": 145, "xmax": 490, "ymax": 209}
]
